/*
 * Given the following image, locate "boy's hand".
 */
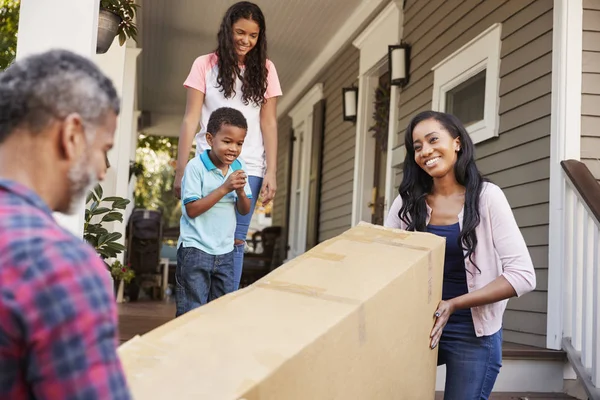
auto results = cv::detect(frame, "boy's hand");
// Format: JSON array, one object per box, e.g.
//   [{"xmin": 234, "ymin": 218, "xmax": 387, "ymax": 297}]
[{"xmin": 223, "ymin": 170, "xmax": 247, "ymax": 193}]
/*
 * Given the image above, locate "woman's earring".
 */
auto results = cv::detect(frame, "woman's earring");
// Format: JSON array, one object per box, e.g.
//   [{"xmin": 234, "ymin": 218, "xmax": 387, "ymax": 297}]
[{"xmin": 456, "ymin": 146, "xmax": 461, "ymax": 152}]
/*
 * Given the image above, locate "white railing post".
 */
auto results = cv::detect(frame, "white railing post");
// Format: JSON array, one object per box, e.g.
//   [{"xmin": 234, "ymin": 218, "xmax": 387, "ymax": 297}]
[
  {"xmin": 582, "ymin": 213, "xmax": 595, "ymax": 369},
  {"xmin": 563, "ymin": 187, "xmax": 574, "ymax": 339},
  {"xmin": 572, "ymin": 200, "xmax": 584, "ymax": 351},
  {"xmin": 592, "ymin": 224, "xmax": 600, "ymax": 386}
]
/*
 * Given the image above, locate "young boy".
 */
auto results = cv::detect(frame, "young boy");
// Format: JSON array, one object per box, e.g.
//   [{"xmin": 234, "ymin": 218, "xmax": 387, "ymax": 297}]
[{"xmin": 176, "ymin": 107, "xmax": 252, "ymax": 316}]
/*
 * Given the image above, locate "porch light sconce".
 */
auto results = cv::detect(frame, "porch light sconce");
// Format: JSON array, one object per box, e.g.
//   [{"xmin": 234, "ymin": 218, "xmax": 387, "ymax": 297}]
[
  {"xmin": 388, "ymin": 42, "xmax": 411, "ymax": 87},
  {"xmin": 342, "ymin": 86, "xmax": 358, "ymax": 122}
]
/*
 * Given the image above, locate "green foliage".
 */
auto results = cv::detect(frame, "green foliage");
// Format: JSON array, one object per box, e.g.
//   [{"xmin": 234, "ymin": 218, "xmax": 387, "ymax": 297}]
[
  {"xmin": 368, "ymin": 80, "xmax": 391, "ymax": 152},
  {"xmin": 84, "ymin": 183, "xmax": 131, "ymax": 259},
  {"xmin": 0, "ymin": 0, "xmax": 19, "ymax": 70},
  {"xmin": 129, "ymin": 160, "xmax": 144, "ymax": 179},
  {"xmin": 134, "ymin": 134, "xmax": 183, "ymax": 229},
  {"xmin": 109, "ymin": 260, "xmax": 135, "ymax": 283},
  {"xmin": 100, "ymin": 0, "xmax": 139, "ymax": 46}
]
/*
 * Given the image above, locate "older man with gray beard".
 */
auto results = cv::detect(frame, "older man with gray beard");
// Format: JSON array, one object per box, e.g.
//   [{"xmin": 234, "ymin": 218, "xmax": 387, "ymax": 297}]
[{"xmin": 0, "ymin": 50, "xmax": 130, "ymax": 399}]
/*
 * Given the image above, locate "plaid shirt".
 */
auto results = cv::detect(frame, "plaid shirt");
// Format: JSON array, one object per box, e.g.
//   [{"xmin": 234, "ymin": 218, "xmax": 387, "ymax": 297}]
[{"xmin": 0, "ymin": 179, "xmax": 130, "ymax": 399}]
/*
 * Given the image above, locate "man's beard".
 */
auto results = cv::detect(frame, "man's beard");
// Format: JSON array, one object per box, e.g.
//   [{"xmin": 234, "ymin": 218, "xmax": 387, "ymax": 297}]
[{"xmin": 67, "ymin": 153, "xmax": 98, "ymax": 215}]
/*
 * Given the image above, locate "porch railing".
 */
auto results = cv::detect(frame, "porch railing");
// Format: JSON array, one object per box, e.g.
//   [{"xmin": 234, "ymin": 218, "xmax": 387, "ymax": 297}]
[{"xmin": 561, "ymin": 159, "xmax": 600, "ymax": 400}]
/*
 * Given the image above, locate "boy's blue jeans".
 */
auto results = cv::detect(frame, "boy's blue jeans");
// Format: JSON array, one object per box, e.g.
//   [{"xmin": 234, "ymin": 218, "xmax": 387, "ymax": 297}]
[
  {"xmin": 437, "ymin": 319, "xmax": 502, "ymax": 399},
  {"xmin": 175, "ymin": 245, "xmax": 234, "ymax": 317}
]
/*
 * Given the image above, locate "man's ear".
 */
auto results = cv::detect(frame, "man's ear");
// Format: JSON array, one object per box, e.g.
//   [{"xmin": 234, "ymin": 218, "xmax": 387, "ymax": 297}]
[
  {"xmin": 59, "ymin": 113, "xmax": 86, "ymax": 162},
  {"xmin": 205, "ymin": 132, "xmax": 214, "ymax": 147}
]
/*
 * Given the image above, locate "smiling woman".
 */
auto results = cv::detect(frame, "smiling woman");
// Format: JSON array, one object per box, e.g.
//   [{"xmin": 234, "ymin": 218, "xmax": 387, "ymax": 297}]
[
  {"xmin": 173, "ymin": 1, "xmax": 283, "ymax": 292},
  {"xmin": 385, "ymin": 111, "xmax": 536, "ymax": 400}
]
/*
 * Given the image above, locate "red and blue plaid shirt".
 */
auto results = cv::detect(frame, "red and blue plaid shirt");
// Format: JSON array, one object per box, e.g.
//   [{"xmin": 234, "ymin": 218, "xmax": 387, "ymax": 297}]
[{"xmin": 0, "ymin": 179, "xmax": 130, "ymax": 399}]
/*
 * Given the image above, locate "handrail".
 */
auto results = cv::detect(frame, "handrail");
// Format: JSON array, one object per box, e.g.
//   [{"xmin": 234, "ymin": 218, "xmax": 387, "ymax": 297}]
[
  {"xmin": 561, "ymin": 159, "xmax": 600, "ymax": 225},
  {"xmin": 560, "ymin": 159, "xmax": 600, "ymax": 400}
]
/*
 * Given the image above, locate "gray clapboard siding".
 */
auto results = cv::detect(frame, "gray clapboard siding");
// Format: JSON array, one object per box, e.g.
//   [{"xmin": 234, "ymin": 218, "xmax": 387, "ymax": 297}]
[
  {"xmin": 273, "ymin": 115, "xmax": 293, "ymax": 234},
  {"xmin": 396, "ymin": 0, "xmax": 553, "ymax": 347},
  {"xmin": 582, "ymin": 5, "xmax": 600, "ymax": 180},
  {"xmin": 318, "ymin": 45, "xmax": 360, "ymax": 241},
  {"xmin": 273, "ymin": 44, "xmax": 359, "ymax": 246}
]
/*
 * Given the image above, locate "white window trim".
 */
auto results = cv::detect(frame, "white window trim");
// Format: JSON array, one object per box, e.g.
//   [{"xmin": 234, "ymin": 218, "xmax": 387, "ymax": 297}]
[{"xmin": 431, "ymin": 23, "xmax": 502, "ymax": 144}]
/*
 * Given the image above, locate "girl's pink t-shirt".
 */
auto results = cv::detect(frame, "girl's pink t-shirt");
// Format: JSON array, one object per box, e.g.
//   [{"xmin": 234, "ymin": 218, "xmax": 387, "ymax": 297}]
[{"xmin": 184, "ymin": 53, "xmax": 282, "ymax": 177}]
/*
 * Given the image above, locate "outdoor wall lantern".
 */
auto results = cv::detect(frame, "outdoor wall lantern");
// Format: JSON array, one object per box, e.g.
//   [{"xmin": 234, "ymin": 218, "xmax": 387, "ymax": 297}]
[
  {"xmin": 388, "ymin": 42, "xmax": 411, "ymax": 87},
  {"xmin": 342, "ymin": 86, "xmax": 358, "ymax": 122}
]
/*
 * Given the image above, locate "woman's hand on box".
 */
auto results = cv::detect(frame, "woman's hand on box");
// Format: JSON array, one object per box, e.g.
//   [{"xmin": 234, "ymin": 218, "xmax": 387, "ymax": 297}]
[{"xmin": 430, "ymin": 300, "xmax": 455, "ymax": 349}]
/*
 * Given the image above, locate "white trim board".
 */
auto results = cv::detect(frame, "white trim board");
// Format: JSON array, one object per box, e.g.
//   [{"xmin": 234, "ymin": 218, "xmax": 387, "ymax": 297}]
[
  {"xmin": 288, "ymin": 83, "xmax": 325, "ymax": 124},
  {"xmin": 276, "ymin": 0, "xmax": 387, "ymax": 118},
  {"xmin": 431, "ymin": 23, "xmax": 502, "ymax": 145},
  {"xmin": 350, "ymin": 2, "xmax": 403, "ymax": 227},
  {"xmin": 353, "ymin": 2, "xmax": 402, "ymax": 75},
  {"xmin": 547, "ymin": 0, "xmax": 583, "ymax": 351}
]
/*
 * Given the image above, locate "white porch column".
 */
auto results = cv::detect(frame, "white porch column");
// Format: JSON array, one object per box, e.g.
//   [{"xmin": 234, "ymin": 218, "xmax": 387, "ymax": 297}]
[
  {"xmin": 16, "ymin": 0, "xmax": 100, "ymax": 237},
  {"xmin": 547, "ymin": 0, "xmax": 583, "ymax": 350},
  {"xmin": 125, "ymin": 110, "xmax": 142, "ymax": 225},
  {"xmin": 95, "ymin": 39, "xmax": 141, "ymax": 262}
]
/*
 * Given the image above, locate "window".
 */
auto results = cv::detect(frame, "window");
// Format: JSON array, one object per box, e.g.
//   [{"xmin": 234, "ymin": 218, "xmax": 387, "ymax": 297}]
[
  {"xmin": 445, "ymin": 69, "xmax": 486, "ymax": 127},
  {"xmin": 431, "ymin": 23, "xmax": 502, "ymax": 144}
]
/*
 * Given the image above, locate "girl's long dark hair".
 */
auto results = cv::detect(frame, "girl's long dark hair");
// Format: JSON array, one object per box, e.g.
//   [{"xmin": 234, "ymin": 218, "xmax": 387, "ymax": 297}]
[
  {"xmin": 215, "ymin": 1, "xmax": 268, "ymax": 106},
  {"xmin": 398, "ymin": 111, "xmax": 487, "ymax": 269}
]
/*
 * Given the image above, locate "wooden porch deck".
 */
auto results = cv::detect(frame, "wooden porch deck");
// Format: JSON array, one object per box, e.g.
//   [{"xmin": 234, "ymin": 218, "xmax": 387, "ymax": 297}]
[
  {"xmin": 117, "ymin": 300, "xmax": 175, "ymax": 343},
  {"xmin": 117, "ymin": 301, "xmax": 575, "ymax": 399}
]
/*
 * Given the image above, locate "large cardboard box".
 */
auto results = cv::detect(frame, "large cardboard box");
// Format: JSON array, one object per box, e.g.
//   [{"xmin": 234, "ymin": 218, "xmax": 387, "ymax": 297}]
[{"xmin": 118, "ymin": 222, "xmax": 445, "ymax": 399}]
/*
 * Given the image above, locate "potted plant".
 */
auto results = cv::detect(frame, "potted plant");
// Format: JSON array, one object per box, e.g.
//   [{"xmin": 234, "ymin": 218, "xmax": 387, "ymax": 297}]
[
  {"xmin": 97, "ymin": 0, "xmax": 139, "ymax": 54},
  {"xmin": 84, "ymin": 183, "xmax": 130, "ymax": 259},
  {"xmin": 109, "ymin": 260, "xmax": 135, "ymax": 302}
]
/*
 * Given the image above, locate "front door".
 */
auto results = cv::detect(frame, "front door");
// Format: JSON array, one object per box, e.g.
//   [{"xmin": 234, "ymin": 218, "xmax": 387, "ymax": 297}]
[{"xmin": 369, "ymin": 71, "xmax": 390, "ymax": 225}]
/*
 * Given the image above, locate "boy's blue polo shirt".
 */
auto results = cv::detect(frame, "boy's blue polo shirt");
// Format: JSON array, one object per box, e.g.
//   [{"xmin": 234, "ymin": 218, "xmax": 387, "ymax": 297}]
[{"xmin": 178, "ymin": 150, "xmax": 252, "ymax": 255}]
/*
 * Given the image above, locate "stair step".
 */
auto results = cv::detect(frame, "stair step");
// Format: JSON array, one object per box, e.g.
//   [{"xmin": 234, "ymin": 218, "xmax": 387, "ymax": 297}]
[
  {"xmin": 435, "ymin": 392, "xmax": 578, "ymax": 399},
  {"xmin": 502, "ymin": 341, "xmax": 566, "ymax": 361}
]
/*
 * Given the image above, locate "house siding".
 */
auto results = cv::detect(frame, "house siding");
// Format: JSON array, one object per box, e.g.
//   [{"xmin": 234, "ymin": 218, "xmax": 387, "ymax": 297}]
[
  {"xmin": 582, "ymin": 0, "xmax": 600, "ymax": 180},
  {"xmin": 398, "ymin": 0, "xmax": 553, "ymax": 347},
  {"xmin": 272, "ymin": 45, "xmax": 359, "ymax": 250},
  {"xmin": 273, "ymin": 115, "xmax": 292, "ymax": 230},
  {"xmin": 318, "ymin": 45, "xmax": 359, "ymax": 241}
]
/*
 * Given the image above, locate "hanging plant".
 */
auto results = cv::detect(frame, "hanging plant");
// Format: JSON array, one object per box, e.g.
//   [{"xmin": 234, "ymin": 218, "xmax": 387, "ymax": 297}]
[
  {"xmin": 100, "ymin": 0, "xmax": 139, "ymax": 45},
  {"xmin": 368, "ymin": 81, "xmax": 391, "ymax": 152}
]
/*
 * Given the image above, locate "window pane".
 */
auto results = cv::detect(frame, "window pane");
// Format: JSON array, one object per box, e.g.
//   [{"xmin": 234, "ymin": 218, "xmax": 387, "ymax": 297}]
[{"xmin": 445, "ymin": 69, "xmax": 486, "ymax": 127}]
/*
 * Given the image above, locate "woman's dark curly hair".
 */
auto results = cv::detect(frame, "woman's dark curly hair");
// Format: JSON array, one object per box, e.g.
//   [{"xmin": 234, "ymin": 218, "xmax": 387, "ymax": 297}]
[
  {"xmin": 215, "ymin": 1, "xmax": 268, "ymax": 106},
  {"xmin": 398, "ymin": 111, "xmax": 488, "ymax": 270}
]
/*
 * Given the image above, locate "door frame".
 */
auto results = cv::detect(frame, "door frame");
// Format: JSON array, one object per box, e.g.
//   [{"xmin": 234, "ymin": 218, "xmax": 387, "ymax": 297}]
[
  {"xmin": 286, "ymin": 83, "xmax": 324, "ymax": 260},
  {"xmin": 351, "ymin": 2, "xmax": 403, "ymax": 226}
]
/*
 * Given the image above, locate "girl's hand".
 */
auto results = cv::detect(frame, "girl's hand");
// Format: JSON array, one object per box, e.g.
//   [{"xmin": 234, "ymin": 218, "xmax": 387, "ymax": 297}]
[
  {"xmin": 430, "ymin": 300, "xmax": 455, "ymax": 349},
  {"xmin": 260, "ymin": 171, "xmax": 277, "ymax": 205}
]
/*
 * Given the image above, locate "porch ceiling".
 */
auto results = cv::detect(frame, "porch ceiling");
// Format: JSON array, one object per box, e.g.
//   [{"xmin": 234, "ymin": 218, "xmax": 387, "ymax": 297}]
[{"xmin": 137, "ymin": 0, "xmax": 378, "ymax": 137}]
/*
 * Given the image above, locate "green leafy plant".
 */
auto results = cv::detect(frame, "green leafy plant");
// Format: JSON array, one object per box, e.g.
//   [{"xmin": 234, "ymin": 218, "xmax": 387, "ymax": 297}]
[
  {"xmin": 368, "ymin": 81, "xmax": 391, "ymax": 152},
  {"xmin": 100, "ymin": 0, "xmax": 139, "ymax": 46},
  {"xmin": 0, "ymin": 0, "xmax": 20, "ymax": 70},
  {"xmin": 84, "ymin": 183, "xmax": 130, "ymax": 259},
  {"xmin": 109, "ymin": 260, "xmax": 135, "ymax": 283},
  {"xmin": 129, "ymin": 160, "xmax": 144, "ymax": 179}
]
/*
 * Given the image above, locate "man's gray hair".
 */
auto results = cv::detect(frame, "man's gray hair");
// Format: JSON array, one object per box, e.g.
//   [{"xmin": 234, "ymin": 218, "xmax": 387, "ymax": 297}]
[{"xmin": 0, "ymin": 49, "xmax": 120, "ymax": 143}]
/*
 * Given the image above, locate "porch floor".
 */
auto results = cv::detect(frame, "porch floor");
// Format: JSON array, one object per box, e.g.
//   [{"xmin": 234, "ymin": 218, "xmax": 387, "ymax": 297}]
[
  {"xmin": 117, "ymin": 301, "xmax": 574, "ymax": 399},
  {"xmin": 117, "ymin": 299, "xmax": 175, "ymax": 344}
]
